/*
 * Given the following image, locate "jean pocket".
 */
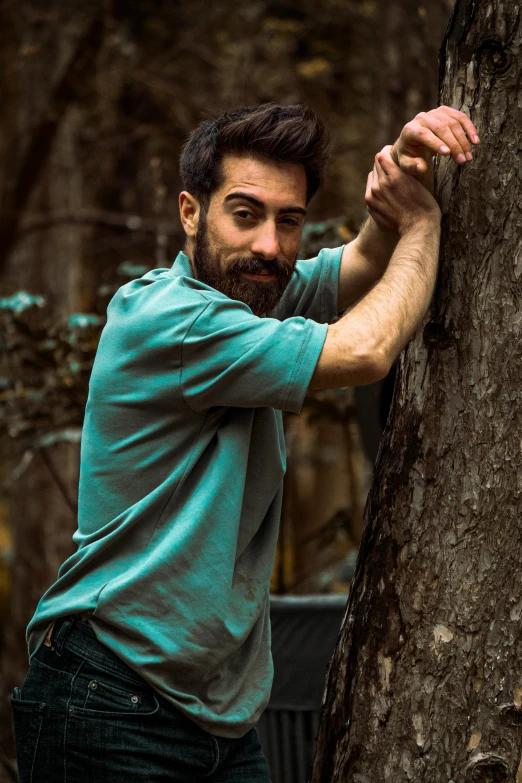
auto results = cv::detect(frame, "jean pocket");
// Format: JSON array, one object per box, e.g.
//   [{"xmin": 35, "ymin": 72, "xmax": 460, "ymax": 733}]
[
  {"xmin": 10, "ymin": 689, "xmax": 46, "ymax": 783},
  {"xmin": 69, "ymin": 659, "xmax": 160, "ymax": 718}
]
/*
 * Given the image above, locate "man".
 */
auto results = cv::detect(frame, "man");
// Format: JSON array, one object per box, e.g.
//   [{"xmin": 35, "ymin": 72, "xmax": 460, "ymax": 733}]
[{"xmin": 11, "ymin": 103, "xmax": 479, "ymax": 782}]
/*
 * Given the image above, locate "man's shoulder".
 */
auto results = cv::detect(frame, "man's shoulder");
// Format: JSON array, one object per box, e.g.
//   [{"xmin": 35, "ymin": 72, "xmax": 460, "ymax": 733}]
[
  {"xmin": 109, "ymin": 268, "xmax": 219, "ymax": 321},
  {"xmin": 105, "ymin": 267, "xmax": 255, "ymax": 346}
]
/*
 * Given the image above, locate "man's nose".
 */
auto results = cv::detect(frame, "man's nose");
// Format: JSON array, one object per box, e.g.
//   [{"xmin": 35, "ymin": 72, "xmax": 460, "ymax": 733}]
[{"xmin": 250, "ymin": 221, "xmax": 280, "ymax": 260}]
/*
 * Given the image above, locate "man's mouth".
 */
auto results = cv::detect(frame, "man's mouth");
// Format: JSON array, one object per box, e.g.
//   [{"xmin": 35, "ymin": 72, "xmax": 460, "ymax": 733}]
[{"xmin": 240, "ymin": 270, "xmax": 278, "ymax": 282}]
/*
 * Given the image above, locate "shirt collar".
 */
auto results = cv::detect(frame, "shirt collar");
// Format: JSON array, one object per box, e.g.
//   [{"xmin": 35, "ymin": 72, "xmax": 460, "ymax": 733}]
[{"xmin": 171, "ymin": 250, "xmax": 195, "ymax": 279}]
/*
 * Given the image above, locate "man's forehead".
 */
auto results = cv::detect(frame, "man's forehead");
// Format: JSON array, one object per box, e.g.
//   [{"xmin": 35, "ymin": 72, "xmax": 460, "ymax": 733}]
[{"xmin": 218, "ymin": 153, "xmax": 307, "ymax": 207}]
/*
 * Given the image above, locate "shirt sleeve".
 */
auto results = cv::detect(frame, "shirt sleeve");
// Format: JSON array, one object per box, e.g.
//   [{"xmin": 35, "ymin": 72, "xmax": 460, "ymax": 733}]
[
  {"xmin": 269, "ymin": 245, "xmax": 344, "ymax": 322},
  {"xmin": 181, "ymin": 295, "xmax": 328, "ymax": 414}
]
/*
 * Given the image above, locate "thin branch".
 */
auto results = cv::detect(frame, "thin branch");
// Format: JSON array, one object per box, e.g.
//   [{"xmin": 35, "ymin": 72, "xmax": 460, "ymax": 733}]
[
  {"xmin": 0, "ymin": 450, "xmax": 34, "ymax": 491},
  {"xmin": 39, "ymin": 447, "xmax": 78, "ymax": 518},
  {"xmin": 86, "ymin": 125, "xmax": 157, "ymax": 153},
  {"xmin": 18, "ymin": 208, "xmax": 180, "ymax": 238}
]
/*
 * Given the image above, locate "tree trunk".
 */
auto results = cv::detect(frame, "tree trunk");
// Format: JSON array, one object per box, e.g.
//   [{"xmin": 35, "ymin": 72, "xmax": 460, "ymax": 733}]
[
  {"xmin": 0, "ymin": 3, "xmax": 101, "ymax": 762},
  {"xmin": 311, "ymin": 2, "xmax": 522, "ymax": 781}
]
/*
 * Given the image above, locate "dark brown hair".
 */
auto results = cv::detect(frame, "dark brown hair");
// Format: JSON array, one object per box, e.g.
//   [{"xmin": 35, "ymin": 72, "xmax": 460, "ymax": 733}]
[{"xmin": 179, "ymin": 103, "xmax": 330, "ymax": 206}]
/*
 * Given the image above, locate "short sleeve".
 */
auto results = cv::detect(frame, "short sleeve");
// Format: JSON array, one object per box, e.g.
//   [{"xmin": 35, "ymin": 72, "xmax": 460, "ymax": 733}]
[
  {"xmin": 270, "ymin": 245, "xmax": 344, "ymax": 322},
  {"xmin": 181, "ymin": 296, "xmax": 328, "ymax": 414}
]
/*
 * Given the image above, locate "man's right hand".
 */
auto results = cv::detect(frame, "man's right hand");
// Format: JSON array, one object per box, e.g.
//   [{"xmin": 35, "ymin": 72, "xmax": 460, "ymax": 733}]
[{"xmin": 365, "ymin": 145, "xmax": 441, "ymax": 236}]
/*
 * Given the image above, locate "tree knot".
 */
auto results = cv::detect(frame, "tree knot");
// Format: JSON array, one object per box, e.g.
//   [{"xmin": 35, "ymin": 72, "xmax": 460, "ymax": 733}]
[
  {"xmin": 465, "ymin": 753, "xmax": 509, "ymax": 783},
  {"xmin": 497, "ymin": 702, "xmax": 522, "ymax": 726},
  {"xmin": 477, "ymin": 39, "xmax": 512, "ymax": 76},
  {"xmin": 423, "ymin": 321, "xmax": 452, "ymax": 349}
]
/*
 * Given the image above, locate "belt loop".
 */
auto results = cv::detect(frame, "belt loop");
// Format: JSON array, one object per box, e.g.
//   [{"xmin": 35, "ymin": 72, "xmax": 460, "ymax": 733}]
[{"xmin": 53, "ymin": 616, "xmax": 76, "ymax": 657}]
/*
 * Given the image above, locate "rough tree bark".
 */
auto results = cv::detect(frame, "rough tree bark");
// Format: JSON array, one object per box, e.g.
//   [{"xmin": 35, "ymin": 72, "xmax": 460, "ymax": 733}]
[{"xmin": 311, "ymin": 2, "xmax": 522, "ymax": 782}]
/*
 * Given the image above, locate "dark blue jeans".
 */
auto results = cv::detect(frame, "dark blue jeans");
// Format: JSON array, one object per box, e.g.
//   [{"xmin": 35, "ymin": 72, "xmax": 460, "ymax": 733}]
[{"xmin": 10, "ymin": 615, "xmax": 272, "ymax": 782}]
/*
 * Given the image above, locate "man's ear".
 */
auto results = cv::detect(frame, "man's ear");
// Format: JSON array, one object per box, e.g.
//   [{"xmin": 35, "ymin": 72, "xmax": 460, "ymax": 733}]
[{"xmin": 179, "ymin": 191, "xmax": 201, "ymax": 238}]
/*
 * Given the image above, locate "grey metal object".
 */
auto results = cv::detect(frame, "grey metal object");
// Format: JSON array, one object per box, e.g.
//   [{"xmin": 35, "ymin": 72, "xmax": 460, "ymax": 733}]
[
  {"xmin": 258, "ymin": 596, "xmax": 347, "ymax": 783},
  {"xmin": 258, "ymin": 709, "xmax": 319, "ymax": 783}
]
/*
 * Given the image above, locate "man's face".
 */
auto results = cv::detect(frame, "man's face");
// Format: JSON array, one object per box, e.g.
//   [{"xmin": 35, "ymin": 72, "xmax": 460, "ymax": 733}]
[{"xmin": 188, "ymin": 154, "xmax": 308, "ymax": 316}]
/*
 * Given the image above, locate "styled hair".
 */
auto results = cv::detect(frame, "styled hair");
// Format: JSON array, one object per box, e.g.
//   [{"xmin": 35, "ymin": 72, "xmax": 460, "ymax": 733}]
[{"xmin": 179, "ymin": 103, "xmax": 330, "ymax": 206}]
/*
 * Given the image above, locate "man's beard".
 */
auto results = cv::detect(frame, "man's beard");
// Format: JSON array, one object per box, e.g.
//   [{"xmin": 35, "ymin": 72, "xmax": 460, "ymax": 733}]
[{"xmin": 193, "ymin": 212, "xmax": 294, "ymax": 317}]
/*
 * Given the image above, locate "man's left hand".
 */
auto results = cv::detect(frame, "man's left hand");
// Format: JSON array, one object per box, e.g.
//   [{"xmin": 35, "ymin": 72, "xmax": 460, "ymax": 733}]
[{"xmin": 391, "ymin": 106, "xmax": 480, "ymax": 180}]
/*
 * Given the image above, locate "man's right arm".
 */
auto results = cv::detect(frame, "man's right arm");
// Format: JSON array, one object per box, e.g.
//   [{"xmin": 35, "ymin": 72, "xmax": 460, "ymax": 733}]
[{"xmin": 310, "ymin": 214, "xmax": 440, "ymax": 390}]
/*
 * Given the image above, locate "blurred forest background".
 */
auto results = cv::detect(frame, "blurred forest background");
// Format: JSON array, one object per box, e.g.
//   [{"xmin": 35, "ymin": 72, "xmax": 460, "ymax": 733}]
[{"xmin": 0, "ymin": 0, "xmax": 454, "ymax": 773}]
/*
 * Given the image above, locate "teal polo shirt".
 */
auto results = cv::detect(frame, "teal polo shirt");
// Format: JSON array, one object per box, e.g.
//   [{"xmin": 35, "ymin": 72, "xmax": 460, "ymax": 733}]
[{"xmin": 26, "ymin": 246, "xmax": 344, "ymax": 738}]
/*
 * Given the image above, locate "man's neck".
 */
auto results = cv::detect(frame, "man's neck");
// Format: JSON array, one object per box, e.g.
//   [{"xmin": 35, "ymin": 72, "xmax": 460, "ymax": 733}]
[{"xmin": 183, "ymin": 243, "xmax": 198, "ymax": 278}]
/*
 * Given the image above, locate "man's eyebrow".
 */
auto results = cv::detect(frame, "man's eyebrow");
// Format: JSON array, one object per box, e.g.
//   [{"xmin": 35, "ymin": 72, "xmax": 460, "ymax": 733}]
[{"xmin": 224, "ymin": 192, "xmax": 307, "ymax": 216}]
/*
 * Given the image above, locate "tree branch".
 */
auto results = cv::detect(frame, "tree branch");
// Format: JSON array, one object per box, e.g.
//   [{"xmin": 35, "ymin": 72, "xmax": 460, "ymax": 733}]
[
  {"xmin": 39, "ymin": 447, "xmax": 78, "ymax": 518},
  {"xmin": 18, "ymin": 208, "xmax": 180, "ymax": 237},
  {"xmin": 0, "ymin": 15, "xmax": 104, "ymax": 274}
]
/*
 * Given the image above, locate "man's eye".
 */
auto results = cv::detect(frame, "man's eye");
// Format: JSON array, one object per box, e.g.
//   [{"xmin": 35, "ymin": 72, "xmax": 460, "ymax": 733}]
[
  {"xmin": 281, "ymin": 218, "xmax": 300, "ymax": 227},
  {"xmin": 235, "ymin": 210, "xmax": 254, "ymax": 220}
]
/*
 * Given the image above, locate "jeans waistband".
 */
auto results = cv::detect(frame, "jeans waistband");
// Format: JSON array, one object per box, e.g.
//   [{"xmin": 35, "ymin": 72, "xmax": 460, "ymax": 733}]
[{"xmin": 49, "ymin": 614, "xmax": 147, "ymax": 687}]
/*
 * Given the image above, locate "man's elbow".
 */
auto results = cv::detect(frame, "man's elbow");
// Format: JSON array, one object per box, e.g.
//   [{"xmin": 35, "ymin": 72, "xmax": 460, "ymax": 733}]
[
  {"xmin": 355, "ymin": 348, "xmax": 392, "ymax": 385},
  {"xmin": 310, "ymin": 340, "xmax": 392, "ymax": 391}
]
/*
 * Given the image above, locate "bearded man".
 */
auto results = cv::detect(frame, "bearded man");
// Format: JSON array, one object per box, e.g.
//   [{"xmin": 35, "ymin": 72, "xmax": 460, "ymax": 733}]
[{"xmin": 12, "ymin": 103, "xmax": 479, "ymax": 782}]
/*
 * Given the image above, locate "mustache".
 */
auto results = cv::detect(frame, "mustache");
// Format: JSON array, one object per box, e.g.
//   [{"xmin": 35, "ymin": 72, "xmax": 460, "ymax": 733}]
[{"xmin": 228, "ymin": 256, "xmax": 293, "ymax": 279}]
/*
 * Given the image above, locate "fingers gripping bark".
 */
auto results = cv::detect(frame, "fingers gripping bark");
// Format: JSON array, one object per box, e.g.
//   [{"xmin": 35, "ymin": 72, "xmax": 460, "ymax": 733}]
[{"xmin": 396, "ymin": 105, "xmax": 480, "ymax": 175}]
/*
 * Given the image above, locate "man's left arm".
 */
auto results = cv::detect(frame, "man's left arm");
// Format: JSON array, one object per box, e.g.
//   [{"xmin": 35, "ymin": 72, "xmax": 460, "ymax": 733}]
[{"xmin": 337, "ymin": 106, "xmax": 480, "ymax": 313}]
